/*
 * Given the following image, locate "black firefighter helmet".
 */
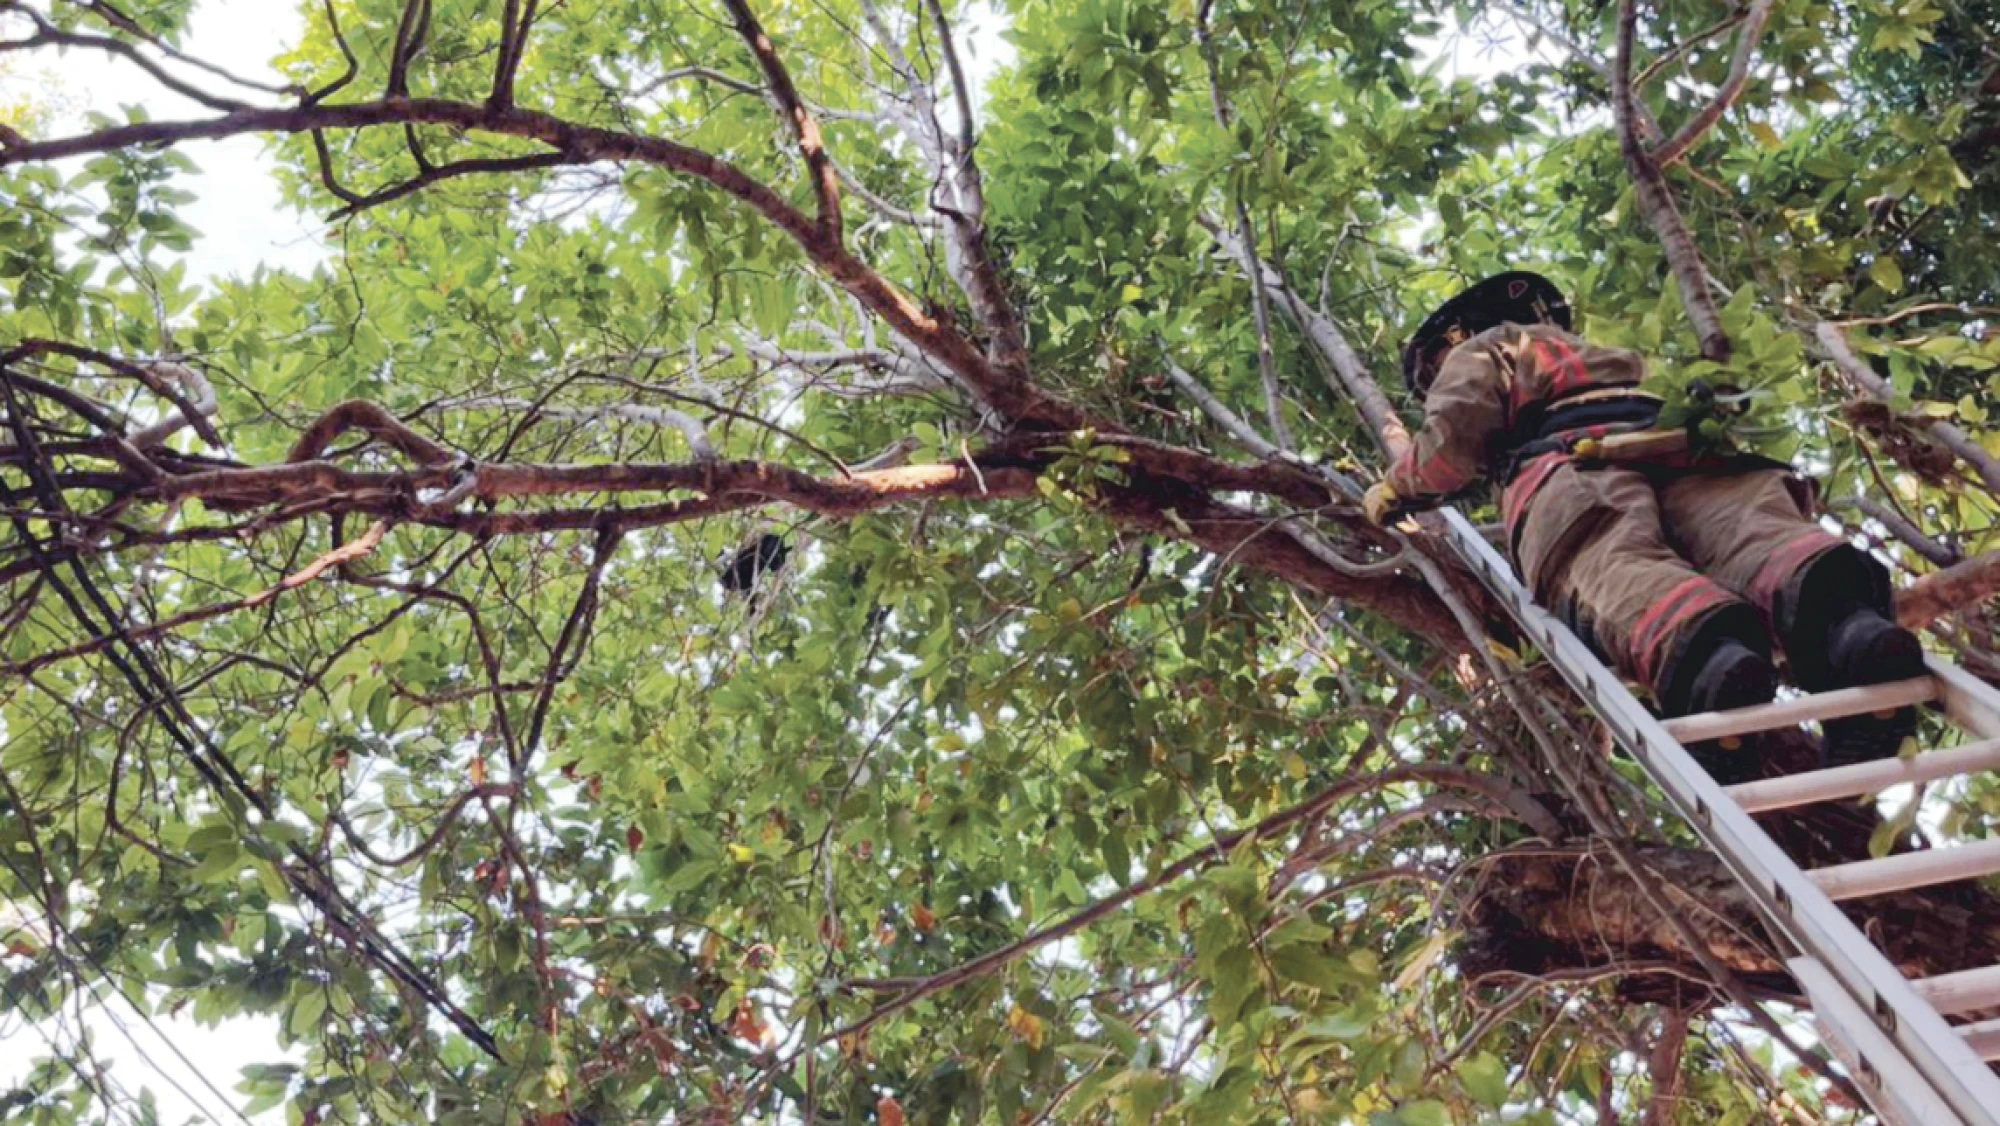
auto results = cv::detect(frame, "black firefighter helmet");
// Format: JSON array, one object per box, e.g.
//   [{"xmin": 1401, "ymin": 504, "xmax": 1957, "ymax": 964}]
[{"xmin": 1400, "ymin": 271, "xmax": 1571, "ymax": 395}]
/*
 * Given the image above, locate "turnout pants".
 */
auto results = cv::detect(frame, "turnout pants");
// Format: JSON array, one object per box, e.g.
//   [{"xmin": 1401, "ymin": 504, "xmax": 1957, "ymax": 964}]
[{"xmin": 1514, "ymin": 462, "xmax": 1853, "ymax": 701}]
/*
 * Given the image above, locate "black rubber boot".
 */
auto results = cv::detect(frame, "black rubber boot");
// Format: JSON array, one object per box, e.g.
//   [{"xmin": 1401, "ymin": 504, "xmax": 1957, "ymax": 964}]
[
  {"xmin": 1774, "ymin": 546, "xmax": 1924, "ymax": 766},
  {"xmin": 1819, "ymin": 608, "xmax": 1926, "ymax": 767},
  {"xmin": 1661, "ymin": 626, "xmax": 1778, "ymax": 784},
  {"xmin": 1777, "ymin": 545, "xmax": 1894, "ymax": 692},
  {"xmin": 1673, "ymin": 640, "xmax": 1778, "ymax": 716}
]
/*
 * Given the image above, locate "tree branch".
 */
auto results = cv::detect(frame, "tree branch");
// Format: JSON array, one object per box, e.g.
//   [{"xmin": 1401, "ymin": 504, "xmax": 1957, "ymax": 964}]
[
  {"xmin": 833, "ymin": 763, "xmax": 1545, "ymax": 1039},
  {"xmin": 0, "ymin": 99, "xmax": 1064, "ymax": 422},
  {"xmin": 0, "ymin": 6, "xmax": 251, "ymax": 113},
  {"xmin": 327, "ymin": 151, "xmax": 568, "ymax": 219},
  {"xmin": 4, "ymin": 340, "xmax": 224, "ymax": 448},
  {"xmin": 1612, "ymin": 0, "xmax": 1731, "ymax": 361},
  {"xmin": 1648, "ymin": 0, "xmax": 1778, "ymax": 168},
  {"xmin": 1194, "ymin": 12, "xmax": 1294, "ymax": 451},
  {"xmin": 722, "ymin": 0, "xmax": 843, "ymax": 241},
  {"xmin": 1203, "ymin": 217, "xmax": 1410, "ymax": 460},
  {"xmin": 1641, "ymin": 1008, "xmax": 1690, "ymax": 1126},
  {"xmin": 5, "ymin": 521, "xmax": 385, "ymax": 676},
  {"xmin": 858, "ymin": 0, "xmax": 1028, "ymax": 372},
  {"xmin": 1898, "ymin": 550, "xmax": 2000, "ymax": 631},
  {"xmin": 488, "ymin": 0, "xmax": 539, "ymax": 109},
  {"xmin": 1812, "ymin": 321, "xmax": 2000, "ymax": 497},
  {"xmin": 1834, "ymin": 494, "xmax": 1961, "ymax": 568},
  {"xmin": 386, "ymin": 0, "xmax": 431, "ymax": 98},
  {"xmin": 288, "ymin": 399, "xmax": 460, "ymax": 467}
]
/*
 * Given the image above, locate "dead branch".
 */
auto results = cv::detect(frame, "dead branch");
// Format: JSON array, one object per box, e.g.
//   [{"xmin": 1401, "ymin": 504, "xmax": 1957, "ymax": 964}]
[
  {"xmin": 1202, "ymin": 217, "xmax": 1411, "ymax": 460},
  {"xmin": 1835, "ymin": 494, "xmax": 1962, "ymax": 568},
  {"xmin": 126, "ymin": 361, "xmax": 219, "ymax": 450},
  {"xmin": 4, "ymin": 340, "xmax": 224, "ymax": 448},
  {"xmin": 857, "ymin": 0, "xmax": 1027, "ymax": 372}
]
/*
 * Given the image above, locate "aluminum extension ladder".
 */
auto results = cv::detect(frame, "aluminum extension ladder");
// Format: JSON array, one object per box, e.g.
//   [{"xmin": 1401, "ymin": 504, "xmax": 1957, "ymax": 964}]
[{"xmin": 1435, "ymin": 508, "xmax": 2000, "ymax": 1126}]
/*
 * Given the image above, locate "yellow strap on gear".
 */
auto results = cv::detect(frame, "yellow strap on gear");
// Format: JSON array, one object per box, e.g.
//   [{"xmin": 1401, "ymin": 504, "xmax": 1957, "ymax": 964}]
[{"xmin": 1571, "ymin": 428, "xmax": 1689, "ymax": 462}]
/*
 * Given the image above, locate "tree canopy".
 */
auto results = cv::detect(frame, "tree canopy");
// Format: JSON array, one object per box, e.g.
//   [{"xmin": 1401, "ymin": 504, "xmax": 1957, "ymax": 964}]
[{"xmin": 0, "ymin": 0, "xmax": 1997, "ymax": 1123}]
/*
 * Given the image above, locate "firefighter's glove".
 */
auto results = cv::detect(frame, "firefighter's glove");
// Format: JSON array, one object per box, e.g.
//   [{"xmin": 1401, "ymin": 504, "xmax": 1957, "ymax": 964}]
[{"xmin": 1362, "ymin": 481, "xmax": 1400, "ymax": 527}]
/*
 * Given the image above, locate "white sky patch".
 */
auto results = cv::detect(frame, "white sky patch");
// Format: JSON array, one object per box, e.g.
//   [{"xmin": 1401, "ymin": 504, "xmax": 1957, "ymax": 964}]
[{"xmin": 9, "ymin": 0, "xmax": 328, "ymax": 285}]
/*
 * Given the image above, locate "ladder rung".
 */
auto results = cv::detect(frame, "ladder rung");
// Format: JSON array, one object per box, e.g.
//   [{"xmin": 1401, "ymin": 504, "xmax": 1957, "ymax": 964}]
[
  {"xmin": 1725, "ymin": 737, "xmax": 2000, "ymax": 813},
  {"xmin": 1915, "ymin": 965, "xmax": 2000, "ymax": 1017},
  {"xmin": 1661, "ymin": 677, "xmax": 1939, "ymax": 745},
  {"xmin": 1961, "ymin": 1018, "xmax": 2000, "ymax": 1061},
  {"xmin": 1810, "ymin": 838, "xmax": 2000, "ymax": 901}
]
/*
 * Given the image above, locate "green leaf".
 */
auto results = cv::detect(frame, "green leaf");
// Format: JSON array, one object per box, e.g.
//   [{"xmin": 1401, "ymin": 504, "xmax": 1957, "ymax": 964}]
[
  {"xmin": 1869, "ymin": 255, "xmax": 1906, "ymax": 294},
  {"xmin": 190, "ymin": 840, "xmax": 244, "ymax": 884},
  {"xmin": 1457, "ymin": 1052, "xmax": 1510, "ymax": 1107}
]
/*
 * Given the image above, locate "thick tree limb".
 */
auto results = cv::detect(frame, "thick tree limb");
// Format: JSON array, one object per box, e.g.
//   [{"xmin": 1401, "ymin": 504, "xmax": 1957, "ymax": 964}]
[
  {"xmin": 0, "ymin": 98, "xmax": 1068, "ymax": 427},
  {"xmin": 1642, "ymin": 1009, "xmax": 1690, "ymax": 1126},
  {"xmin": 288, "ymin": 399, "xmax": 460, "ymax": 467},
  {"xmin": 1612, "ymin": 0, "xmax": 1732, "ymax": 362},
  {"xmin": 1899, "ymin": 550, "xmax": 2000, "ymax": 630},
  {"xmin": 722, "ymin": 0, "xmax": 842, "ymax": 241}
]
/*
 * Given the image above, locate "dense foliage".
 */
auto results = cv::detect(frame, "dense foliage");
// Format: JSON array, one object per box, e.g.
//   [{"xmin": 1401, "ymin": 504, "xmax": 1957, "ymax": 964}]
[{"xmin": 0, "ymin": 0, "xmax": 1996, "ymax": 1123}]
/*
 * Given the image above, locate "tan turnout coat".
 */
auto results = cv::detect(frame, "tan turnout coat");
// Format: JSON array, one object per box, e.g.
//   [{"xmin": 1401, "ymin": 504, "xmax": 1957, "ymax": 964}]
[{"xmin": 1387, "ymin": 323, "xmax": 1844, "ymax": 696}]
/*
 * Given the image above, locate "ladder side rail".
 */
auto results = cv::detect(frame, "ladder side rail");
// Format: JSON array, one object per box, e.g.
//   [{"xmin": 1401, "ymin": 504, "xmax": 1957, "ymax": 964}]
[
  {"xmin": 1434, "ymin": 509, "xmax": 2000, "ymax": 1126},
  {"xmin": 1791, "ymin": 957, "xmax": 1970, "ymax": 1126},
  {"xmin": 1930, "ymin": 657, "xmax": 2000, "ymax": 740}
]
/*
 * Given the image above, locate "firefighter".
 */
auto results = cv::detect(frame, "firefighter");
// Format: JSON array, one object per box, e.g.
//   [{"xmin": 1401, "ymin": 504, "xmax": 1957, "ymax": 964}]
[{"xmin": 1362, "ymin": 272, "xmax": 1923, "ymax": 774}]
